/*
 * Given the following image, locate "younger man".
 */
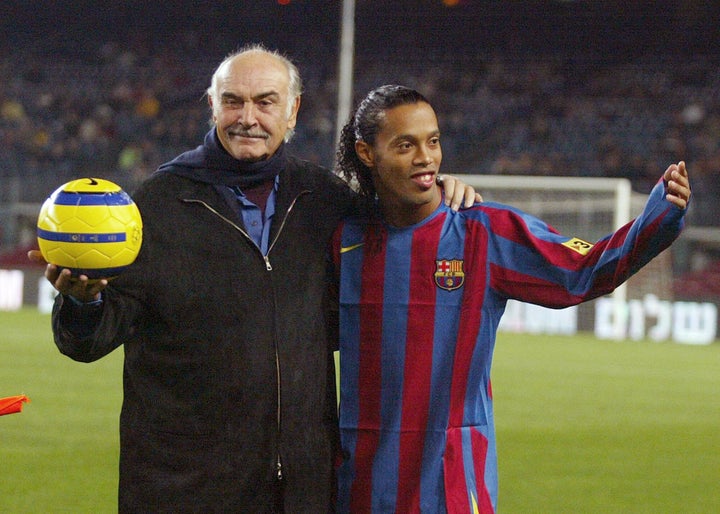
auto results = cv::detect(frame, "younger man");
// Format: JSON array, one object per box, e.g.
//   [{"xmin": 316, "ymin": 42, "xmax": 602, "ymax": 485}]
[{"xmin": 331, "ymin": 85, "xmax": 690, "ymax": 513}]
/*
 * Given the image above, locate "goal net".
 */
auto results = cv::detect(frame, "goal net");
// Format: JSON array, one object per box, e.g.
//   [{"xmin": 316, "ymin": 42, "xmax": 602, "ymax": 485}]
[{"xmin": 458, "ymin": 175, "xmax": 673, "ymax": 337}]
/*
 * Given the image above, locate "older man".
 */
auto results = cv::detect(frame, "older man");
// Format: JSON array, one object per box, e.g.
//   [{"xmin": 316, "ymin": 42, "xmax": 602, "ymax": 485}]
[{"xmin": 31, "ymin": 46, "xmax": 477, "ymax": 512}]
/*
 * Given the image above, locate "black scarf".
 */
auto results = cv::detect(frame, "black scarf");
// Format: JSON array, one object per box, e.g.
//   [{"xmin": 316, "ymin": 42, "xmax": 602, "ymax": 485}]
[{"xmin": 157, "ymin": 128, "xmax": 286, "ymax": 188}]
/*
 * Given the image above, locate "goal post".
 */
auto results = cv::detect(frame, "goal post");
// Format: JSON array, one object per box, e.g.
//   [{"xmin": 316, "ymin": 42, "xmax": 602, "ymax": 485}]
[
  {"xmin": 458, "ymin": 174, "xmax": 643, "ymax": 338},
  {"xmin": 459, "ymin": 174, "xmax": 633, "ymax": 231}
]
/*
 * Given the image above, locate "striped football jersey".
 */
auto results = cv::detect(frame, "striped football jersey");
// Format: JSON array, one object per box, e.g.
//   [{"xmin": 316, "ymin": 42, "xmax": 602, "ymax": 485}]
[{"xmin": 331, "ymin": 179, "xmax": 686, "ymax": 513}]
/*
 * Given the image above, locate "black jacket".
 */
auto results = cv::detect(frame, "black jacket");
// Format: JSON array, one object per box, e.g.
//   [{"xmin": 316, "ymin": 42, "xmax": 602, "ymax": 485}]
[{"xmin": 53, "ymin": 146, "xmax": 356, "ymax": 512}]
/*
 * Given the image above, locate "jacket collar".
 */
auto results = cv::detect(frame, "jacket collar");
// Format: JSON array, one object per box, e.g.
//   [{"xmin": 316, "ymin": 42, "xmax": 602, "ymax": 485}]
[{"xmin": 156, "ymin": 128, "xmax": 287, "ymax": 188}]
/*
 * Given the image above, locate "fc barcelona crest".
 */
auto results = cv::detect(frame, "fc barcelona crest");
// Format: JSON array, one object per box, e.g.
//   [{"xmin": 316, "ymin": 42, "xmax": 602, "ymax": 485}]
[{"xmin": 434, "ymin": 259, "xmax": 465, "ymax": 291}]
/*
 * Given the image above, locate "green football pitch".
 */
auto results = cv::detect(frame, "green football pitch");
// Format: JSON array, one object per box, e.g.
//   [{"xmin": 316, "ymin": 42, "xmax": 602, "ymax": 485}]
[{"xmin": 1, "ymin": 308, "xmax": 718, "ymax": 513}]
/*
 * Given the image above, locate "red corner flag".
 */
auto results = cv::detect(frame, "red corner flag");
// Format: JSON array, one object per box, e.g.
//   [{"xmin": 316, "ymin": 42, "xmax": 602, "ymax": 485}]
[{"xmin": 0, "ymin": 395, "xmax": 30, "ymax": 416}]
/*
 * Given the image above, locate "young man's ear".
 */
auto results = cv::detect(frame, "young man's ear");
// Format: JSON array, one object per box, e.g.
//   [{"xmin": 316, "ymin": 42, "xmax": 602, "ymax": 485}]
[{"xmin": 355, "ymin": 140, "xmax": 374, "ymax": 168}]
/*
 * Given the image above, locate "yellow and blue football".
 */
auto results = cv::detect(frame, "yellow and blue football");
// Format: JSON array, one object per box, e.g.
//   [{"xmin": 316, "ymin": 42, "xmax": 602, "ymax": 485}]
[{"xmin": 37, "ymin": 178, "xmax": 143, "ymax": 279}]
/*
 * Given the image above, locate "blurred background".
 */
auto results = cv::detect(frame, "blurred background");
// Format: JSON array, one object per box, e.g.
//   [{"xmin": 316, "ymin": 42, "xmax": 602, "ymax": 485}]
[
  {"xmin": 1, "ymin": 3, "xmax": 719, "ymax": 512},
  {"xmin": 1, "ymin": 0, "xmax": 718, "ymax": 306}
]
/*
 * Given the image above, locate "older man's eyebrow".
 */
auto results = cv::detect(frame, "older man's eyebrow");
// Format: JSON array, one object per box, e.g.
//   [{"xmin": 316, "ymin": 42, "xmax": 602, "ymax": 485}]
[{"xmin": 221, "ymin": 91, "xmax": 281, "ymax": 102}]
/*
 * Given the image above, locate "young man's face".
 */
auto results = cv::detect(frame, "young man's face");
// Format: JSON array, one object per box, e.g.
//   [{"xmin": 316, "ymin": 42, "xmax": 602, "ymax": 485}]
[
  {"xmin": 356, "ymin": 101, "xmax": 443, "ymax": 226},
  {"xmin": 209, "ymin": 53, "xmax": 300, "ymax": 162}
]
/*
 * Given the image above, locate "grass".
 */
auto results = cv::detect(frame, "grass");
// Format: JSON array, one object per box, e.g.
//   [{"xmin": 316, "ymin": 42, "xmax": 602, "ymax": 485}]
[
  {"xmin": 1, "ymin": 308, "xmax": 122, "ymax": 513},
  {"xmin": 492, "ymin": 331, "xmax": 720, "ymax": 513},
  {"xmin": 1, "ymin": 308, "xmax": 719, "ymax": 512}
]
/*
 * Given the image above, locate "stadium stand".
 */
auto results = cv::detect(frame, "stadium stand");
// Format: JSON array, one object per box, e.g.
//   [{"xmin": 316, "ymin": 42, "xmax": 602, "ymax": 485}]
[{"xmin": 1, "ymin": 1, "xmax": 718, "ymax": 300}]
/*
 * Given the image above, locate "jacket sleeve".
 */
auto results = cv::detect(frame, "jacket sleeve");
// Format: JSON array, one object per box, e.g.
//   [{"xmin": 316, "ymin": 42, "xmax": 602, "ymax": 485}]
[
  {"xmin": 52, "ymin": 284, "xmax": 146, "ymax": 363},
  {"xmin": 487, "ymin": 177, "xmax": 687, "ymax": 308}
]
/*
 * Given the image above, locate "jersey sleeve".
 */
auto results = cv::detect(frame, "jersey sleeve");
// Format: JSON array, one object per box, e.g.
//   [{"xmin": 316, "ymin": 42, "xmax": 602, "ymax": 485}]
[{"xmin": 486, "ymin": 178, "xmax": 686, "ymax": 308}]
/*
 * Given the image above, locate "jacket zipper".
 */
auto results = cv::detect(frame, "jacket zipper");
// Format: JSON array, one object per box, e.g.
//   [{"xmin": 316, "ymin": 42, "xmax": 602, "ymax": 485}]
[{"xmin": 183, "ymin": 191, "xmax": 310, "ymax": 484}]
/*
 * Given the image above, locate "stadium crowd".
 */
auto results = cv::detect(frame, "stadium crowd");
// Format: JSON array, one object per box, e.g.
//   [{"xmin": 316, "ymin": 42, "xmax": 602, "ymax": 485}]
[
  {"xmin": 1, "ymin": 2, "xmax": 718, "ymax": 258},
  {"xmin": 3, "ymin": 46, "xmax": 718, "ymax": 217}
]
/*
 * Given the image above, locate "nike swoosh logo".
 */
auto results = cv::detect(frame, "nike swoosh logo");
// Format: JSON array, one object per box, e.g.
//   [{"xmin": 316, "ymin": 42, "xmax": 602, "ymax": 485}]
[{"xmin": 340, "ymin": 242, "xmax": 365, "ymax": 253}]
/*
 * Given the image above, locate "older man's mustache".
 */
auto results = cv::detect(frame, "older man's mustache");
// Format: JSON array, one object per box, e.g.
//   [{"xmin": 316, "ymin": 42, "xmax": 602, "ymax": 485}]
[{"xmin": 228, "ymin": 128, "xmax": 270, "ymax": 139}]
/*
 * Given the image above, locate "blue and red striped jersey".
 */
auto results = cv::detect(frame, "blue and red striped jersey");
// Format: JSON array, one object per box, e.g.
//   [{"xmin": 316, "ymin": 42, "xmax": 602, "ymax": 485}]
[{"xmin": 331, "ymin": 179, "xmax": 686, "ymax": 513}]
